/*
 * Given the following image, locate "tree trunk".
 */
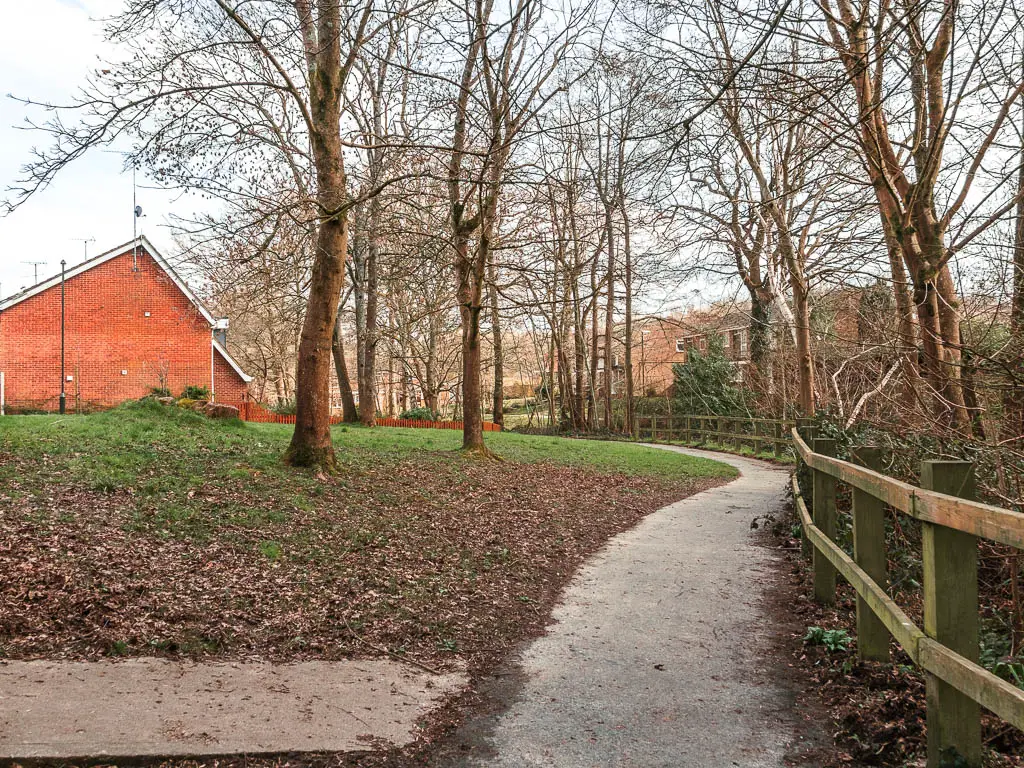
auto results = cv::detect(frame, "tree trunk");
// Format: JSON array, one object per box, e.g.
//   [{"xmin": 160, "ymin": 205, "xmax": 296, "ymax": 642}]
[
  {"xmin": 622, "ymin": 204, "xmax": 634, "ymax": 436},
  {"xmin": 792, "ymin": 275, "xmax": 815, "ymax": 416},
  {"xmin": 588, "ymin": 258, "xmax": 599, "ymax": 429},
  {"xmin": 603, "ymin": 205, "xmax": 615, "ymax": 431},
  {"xmin": 572, "ymin": 281, "xmax": 586, "ymax": 430},
  {"xmin": 358, "ymin": 200, "xmax": 380, "ymax": 426},
  {"xmin": 332, "ymin": 308, "xmax": 358, "ymax": 423},
  {"xmin": 1005, "ymin": 107, "xmax": 1024, "ymax": 446},
  {"xmin": 287, "ymin": 209, "xmax": 347, "ymax": 469},
  {"xmin": 882, "ymin": 220, "xmax": 922, "ymax": 411},
  {"xmin": 488, "ymin": 254, "xmax": 504, "ymax": 428},
  {"xmin": 286, "ymin": 5, "xmax": 346, "ymax": 470}
]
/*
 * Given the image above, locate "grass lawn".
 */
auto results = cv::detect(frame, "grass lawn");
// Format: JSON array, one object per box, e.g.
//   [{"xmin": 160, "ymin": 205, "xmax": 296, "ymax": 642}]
[{"xmin": 0, "ymin": 401, "xmax": 732, "ymax": 671}]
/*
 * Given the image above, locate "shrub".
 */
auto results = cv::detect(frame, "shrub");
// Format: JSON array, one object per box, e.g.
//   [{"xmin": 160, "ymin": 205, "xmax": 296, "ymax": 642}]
[
  {"xmin": 399, "ymin": 406, "xmax": 437, "ymax": 421},
  {"xmin": 271, "ymin": 399, "xmax": 297, "ymax": 415},
  {"xmin": 671, "ymin": 335, "xmax": 749, "ymax": 416},
  {"xmin": 180, "ymin": 385, "xmax": 211, "ymax": 401},
  {"xmin": 149, "ymin": 386, "xmax": 172, "ymax": 398}
]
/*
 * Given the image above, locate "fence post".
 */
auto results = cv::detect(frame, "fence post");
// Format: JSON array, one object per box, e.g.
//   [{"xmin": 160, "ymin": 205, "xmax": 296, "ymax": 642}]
[
  {"xmin": 651, "ymin": 415, "xmax": 658, "ymax": 441},
  {"xmin": 773, "ymin": 420, "xmax": 782, "ymax": 458},
  {"xmin": 812, "ymin": 437, "xmax": 837, "ymax": 605},
  {"xmin": 921, "ymin": 461, "xmax": 980, "ymax": 768},
  {"xmin": 852, "ymin": 447, "xmax": 889, "ymax": 662}
]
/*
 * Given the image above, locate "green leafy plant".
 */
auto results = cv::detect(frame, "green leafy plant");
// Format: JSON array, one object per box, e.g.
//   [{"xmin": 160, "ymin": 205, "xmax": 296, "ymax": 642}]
[
  {"xmin": 671, "ymin": 335, "xmax": 749, "ymax": 416},
  {"xmin": 149, "ymin": 386, "xmax": 171, "ymax": 398},
  {"xmin": 980, "ymin": 626, "xmax": 1024, "ymax": 689},
  {"xmin": 804, "ymin": 626, "xmax": 852, "ymax": 653},
  {"xmin": 180, "ymin": 385, "xmax": 211, "ymax": 401},
  {"xmin": 271, "ymin": 398, "xmax": 297, "ymax": 415},
  {"xmin": 399, "ymin": 406, "xmax": 437, "ymax": 421}
]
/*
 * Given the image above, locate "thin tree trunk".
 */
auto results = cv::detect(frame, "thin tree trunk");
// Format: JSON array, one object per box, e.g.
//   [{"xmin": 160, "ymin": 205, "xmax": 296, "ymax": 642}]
[
  {"xmin": 332, "ymin": 308, "xmax": 358, "ymax": 423},
  {"xmin": 603, "ymin": 205, "xmax": 615, "ymax": 431},
  {"xmin": 358, "ymin": 213, "xmax": 379, "ymax": 426},
  {"xmin": 792, "ymin": 275, "xmax": 815, "ymax": 416},
  {"xmin": 488, "ymin": 254, "xmax": 504, "ymax": 428},
  {"xmin": 622, "ymin": 204, "xmax": 634, "ymax": 436},
  {"xmin": 588, "ymin": 259, "xmax": 599, "ymax": 429}
]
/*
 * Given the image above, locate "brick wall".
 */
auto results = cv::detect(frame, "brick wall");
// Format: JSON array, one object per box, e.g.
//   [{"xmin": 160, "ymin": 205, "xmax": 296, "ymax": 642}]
[
  {"xmin": 0, "ymin": 247, "xmax": 248, "ymax": 412},
  {"xmin": 213, "ymin": 350, "xmax": 249, "ymax": 404}
]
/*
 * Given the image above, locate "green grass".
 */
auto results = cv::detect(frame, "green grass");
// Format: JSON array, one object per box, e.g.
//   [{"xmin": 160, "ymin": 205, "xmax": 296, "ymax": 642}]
[
  {"xmin": 0, "ymin": 400, "xmax": 736, "ymax": 663},
  {"xmin": 0, "ymin": 401, "xmax": 733, "ymax": 523}
]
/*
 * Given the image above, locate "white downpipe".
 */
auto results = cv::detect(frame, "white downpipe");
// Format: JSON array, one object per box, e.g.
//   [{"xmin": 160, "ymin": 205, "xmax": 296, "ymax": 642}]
[
  {"xmin": 210, "ymin": 332, "xmax": 216, "ymax": 400},
  {"xmin": 1, "ymin": 371, "xmax": 5, "ymax": 415}
]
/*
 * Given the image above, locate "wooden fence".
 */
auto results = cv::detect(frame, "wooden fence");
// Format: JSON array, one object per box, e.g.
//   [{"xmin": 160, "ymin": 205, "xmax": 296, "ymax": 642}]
[
  {"xmin": 635, "ymin": 414, "xmax": 793, "ymax": 457},
  {"xmin": 792, "ymin": 423, "xmax": 1024, "ymax": 767},
  {"xmin": 235, "ymin": 401, "xmax": 501, "ymax": 432}
]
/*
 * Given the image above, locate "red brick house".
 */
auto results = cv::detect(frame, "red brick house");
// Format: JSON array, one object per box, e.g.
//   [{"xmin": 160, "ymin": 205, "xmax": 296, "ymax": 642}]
[{"xmin": 0, "ymin": 237, "xmax": 251, "ymax": 413}]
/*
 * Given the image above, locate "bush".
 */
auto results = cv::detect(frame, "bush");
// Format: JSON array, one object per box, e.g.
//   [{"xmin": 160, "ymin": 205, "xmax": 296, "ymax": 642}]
[
  {"xmin": 271, "ymin": 399, "xmax": 297, "ymax": 415},
  {"xmin": 399, "ymin": 406, "xmax": 437, "ymax": 421},
  {"xmin": 672, "ymin": 335, "xmax": 749, "ymax": 416},
  {"xmin": 180, "ymin": 385, "xmax": 211, "ymax": 401},
  {"xmin": 149, "ymin": 387, "xmax": 171, "ymax": 398}
]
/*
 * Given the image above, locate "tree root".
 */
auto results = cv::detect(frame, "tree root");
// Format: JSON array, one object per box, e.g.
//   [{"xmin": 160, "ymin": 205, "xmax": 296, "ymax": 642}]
[
  {"xmin": 459, "ymin": 443, "xmax": 504, "ymax": 461},
  {"xmin": 283, "ymin": 443, "xmax": 340, "ymax": 473}
]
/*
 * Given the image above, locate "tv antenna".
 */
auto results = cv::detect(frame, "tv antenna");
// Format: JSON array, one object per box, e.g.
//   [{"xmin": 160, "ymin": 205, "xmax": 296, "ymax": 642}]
[
  {"xmin": 23, "ymin": 261, "xmax": 46, "ymax": 284},
  {"xmin": 72, "ymin": 237, "xmax": 96, "ymax": 264},
  {"xmin": 100, "ymin": 150, "xmax": 145, "ymax": 270}
]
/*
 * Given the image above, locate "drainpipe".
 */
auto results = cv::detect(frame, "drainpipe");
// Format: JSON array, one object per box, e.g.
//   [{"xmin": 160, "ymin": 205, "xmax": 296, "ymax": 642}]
[
  {"xmin": 210, "ymin": 330, "xmax": 216, "ymax": 401},
  {"xmin": 59, "ymin": 259, "xmax": 66, "ymax": 415}
]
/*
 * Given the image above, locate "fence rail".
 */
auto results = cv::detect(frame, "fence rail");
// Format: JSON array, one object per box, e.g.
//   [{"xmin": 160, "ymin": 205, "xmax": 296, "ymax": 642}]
[
  {"xmin": 235, "ymin": 401, "xmax": 501, "ymax": 432},
  {"xmin": 636, "ymin": 414, "xmax": 793, "ymax": 457},
  {"xmin": 792, "ymin": 425, "xmax": 1024, "ymax": 767}
]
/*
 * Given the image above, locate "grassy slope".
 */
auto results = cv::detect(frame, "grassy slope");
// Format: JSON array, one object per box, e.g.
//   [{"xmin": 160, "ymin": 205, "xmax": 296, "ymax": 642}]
[
  {"xmin": 0, "ymin": 401, "xmax": 733, "ymax": 512},
  {"xmin": 0, "ymin": 402, "xmax": 733, "ymax": 666}
]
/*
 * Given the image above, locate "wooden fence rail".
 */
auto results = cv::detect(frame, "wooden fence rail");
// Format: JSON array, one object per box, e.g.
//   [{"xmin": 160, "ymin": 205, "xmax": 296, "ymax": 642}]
[
  {"xmin": 792, "ymin": 425, "xmax": 1024, "ymax": 767},
  {"xmin": 635, "ymin": 414, "xmax": 794, "ymax": 457}
]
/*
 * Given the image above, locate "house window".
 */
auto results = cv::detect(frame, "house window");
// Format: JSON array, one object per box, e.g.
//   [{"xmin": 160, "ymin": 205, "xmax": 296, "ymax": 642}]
[
  {"xmin": 675, "ymin": 339, "xmax": 686, "ymax": 353},
  {"xmin": 699, "ymin": 336, "xmax": 707, "ymax": 351}
]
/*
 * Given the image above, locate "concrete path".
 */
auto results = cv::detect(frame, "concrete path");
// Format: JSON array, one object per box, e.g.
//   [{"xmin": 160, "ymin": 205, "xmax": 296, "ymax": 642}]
[
  {"xmin": 445, "ymin": 447, "xmax": 811, "ymax": 768},
  {"xmin": 0, "ymin": 658, "xmax": 465, "ymax": 760}
]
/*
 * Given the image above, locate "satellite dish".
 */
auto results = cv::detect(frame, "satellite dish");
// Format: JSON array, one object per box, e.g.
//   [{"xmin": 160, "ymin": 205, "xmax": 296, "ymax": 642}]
[{"xmin": 134, "ymin": 205, "xmax": 143, "ymax": 218}]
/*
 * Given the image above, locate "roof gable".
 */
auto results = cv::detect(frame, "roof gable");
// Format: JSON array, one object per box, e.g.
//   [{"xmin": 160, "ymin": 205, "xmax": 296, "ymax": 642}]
[
  {"xmin": 0, "ymin": 236, "xmax": 216, "ymax": 326},
  {"xmin": 214, "ymin": 337, "xmax": 254, "ymax": 383}
]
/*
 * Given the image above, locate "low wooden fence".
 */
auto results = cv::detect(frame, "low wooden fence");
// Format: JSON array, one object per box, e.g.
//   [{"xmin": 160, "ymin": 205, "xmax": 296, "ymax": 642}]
[
  {"xmin": 792, "ymin": 424, "xmax": 1024, "ymax": 767},
  {"xmin": 636, "ymin": 414, "xmax": 793, "ymax": 457},
  {"xmin": 235, "ymin": 401, "xmax": 501, "ymax": 432}
]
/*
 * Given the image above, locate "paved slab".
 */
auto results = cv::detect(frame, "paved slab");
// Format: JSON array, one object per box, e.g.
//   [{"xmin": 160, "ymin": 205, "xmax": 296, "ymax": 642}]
[
  {"xmin": 0, "ymin": 658, "xmax": 465, "ymax": 760},
  {"xmin": 447, "ymin": 447, "xmax": 809, "ymax": 767}
]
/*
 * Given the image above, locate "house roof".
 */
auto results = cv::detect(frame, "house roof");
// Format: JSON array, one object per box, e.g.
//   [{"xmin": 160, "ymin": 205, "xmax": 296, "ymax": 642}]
[
  {"xmin": 0, "ymin": 236, "xmax": 252, "ymax": 383},
  {"xmin": 214, "ymin": 337, "xmax": 253, "ymax": 383},
  {"xmin": 0, "ymin": 236, "xmax": 217, "ymax": 325}
]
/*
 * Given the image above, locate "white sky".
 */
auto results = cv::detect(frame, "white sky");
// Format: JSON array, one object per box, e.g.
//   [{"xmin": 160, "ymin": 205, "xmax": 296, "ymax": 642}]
[{"xmin": 0, "ymin": 0, "xmax": 195, "ymax": 299}]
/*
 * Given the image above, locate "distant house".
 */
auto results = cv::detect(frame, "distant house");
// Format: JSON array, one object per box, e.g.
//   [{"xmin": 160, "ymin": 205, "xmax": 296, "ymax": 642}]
[
  {"xmin": 0, "ymin": 237, "xmax": 251, "ymax": 413},
  {"xmin": 628, "ymin": 309, "xmax": 754, "ymax": 397}
]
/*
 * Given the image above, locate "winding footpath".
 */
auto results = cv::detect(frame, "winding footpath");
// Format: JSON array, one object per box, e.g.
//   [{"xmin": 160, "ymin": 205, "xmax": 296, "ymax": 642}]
[
  {"xmin": 1, "ymin": 447, "xmax": 821, "ymax": 765},
  {"xmin": 445, "ymin": 447, "xmax": 820, "ymax": 767}
]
